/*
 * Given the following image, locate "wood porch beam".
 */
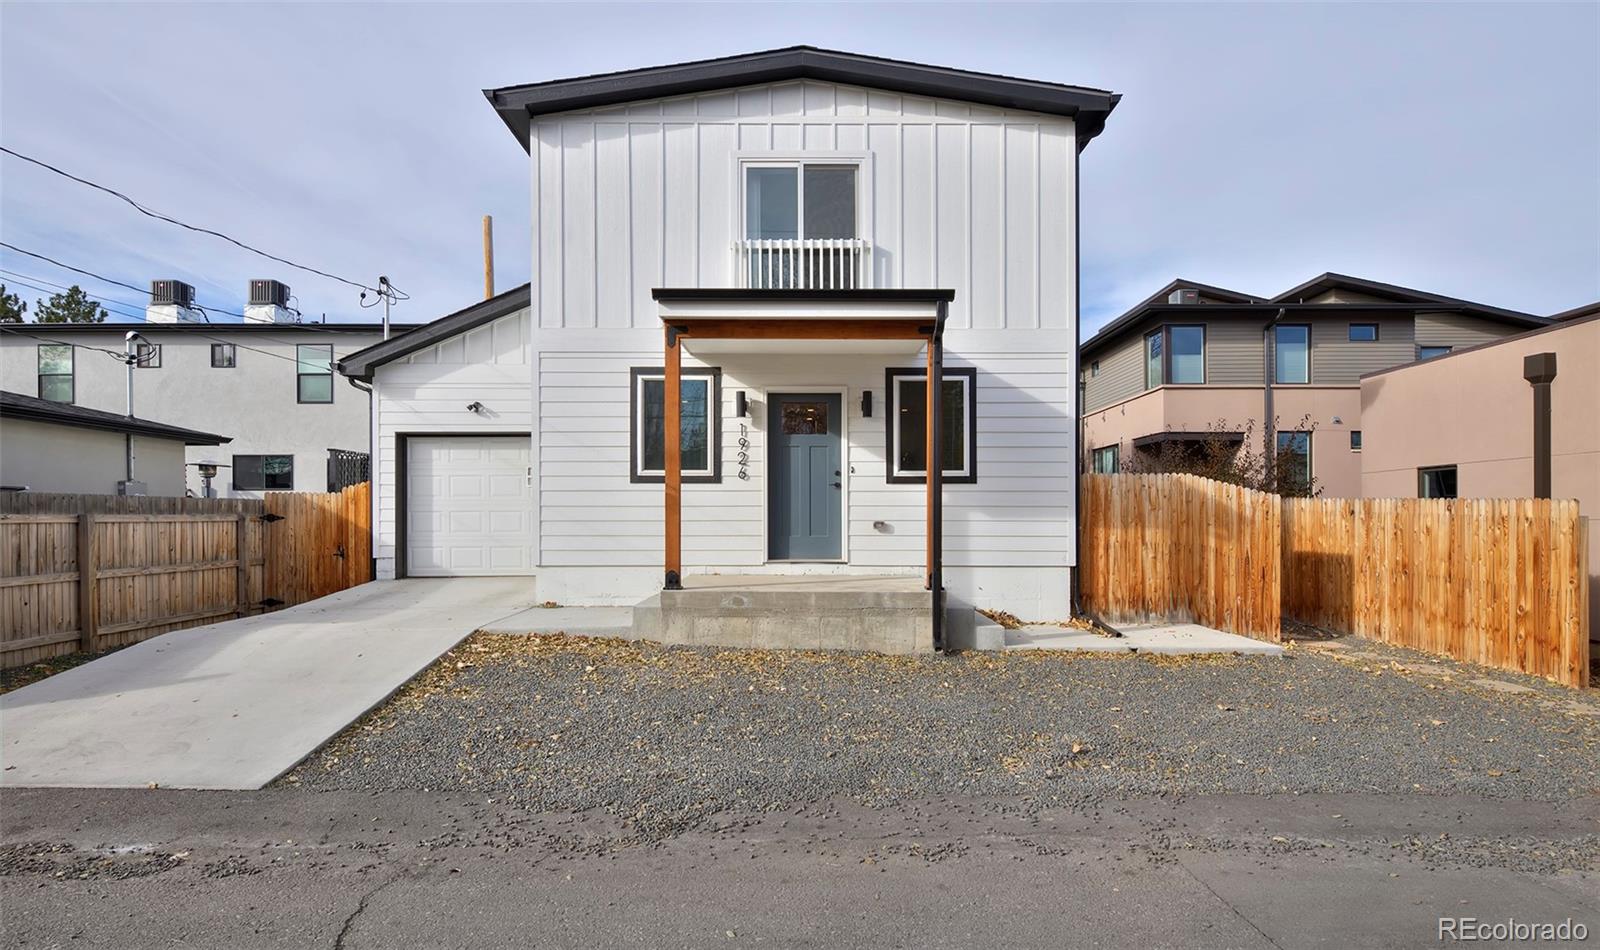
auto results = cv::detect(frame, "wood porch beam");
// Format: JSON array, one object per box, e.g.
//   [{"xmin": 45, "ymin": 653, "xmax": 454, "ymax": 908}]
[
  {"xmin": 670, "ymin": 318, "xmax": 931, "ymax": 340},
  {"xmin": 664, "ymin": 324, "xmax": 682, "ymax": 590}
]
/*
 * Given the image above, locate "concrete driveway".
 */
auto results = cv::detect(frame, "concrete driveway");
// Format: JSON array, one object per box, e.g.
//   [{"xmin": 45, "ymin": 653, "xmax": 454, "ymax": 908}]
[{"xmin": 0, "ymin": 578, "xmax": 537, "ymax": 790}]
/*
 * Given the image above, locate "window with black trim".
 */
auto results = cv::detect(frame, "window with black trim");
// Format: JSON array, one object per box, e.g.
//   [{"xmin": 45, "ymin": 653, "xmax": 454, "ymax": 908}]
[
  {"xmin": 1418, "ymin": 465, "xmax": 1457, "ymax": 499},
  {"xmin": 1350, "ymin": 430, "xmax": 1363, "ymax": 452},
  {"xmin": 1348, "ymin": 323, "xmax": 1378, "ymax": 342},
  {"xmin": 1276, "ymin": 431, "xmax": 1312, "ymax": 490},
  {"xmin": 211, "ymin": 343, "xmax": 236, "ymax": 368},
  {"xmin": 37, "ymin": 344, "xmax": 73, "ymax": 403},
  {"xmin": 629, "ymin": 366, "xmax": 721, "ymax": 483},
  {"xmin": 296, "ymin": 344, "xmax": 333, "ymax": 403},
  {"xmin": 135, "ymin": 342, "xmax": 161, "ymax": 368},
  {"xmin": 234, "ymin": 454, "xmax": 294, "ymax": 491},
  {"xmin": 1274, "ymin": 325, "xmax": 1310, "ymax": 383},
  {"xmin": 886, "ymin": 366, "xmax": 977, "ymax": 484},
  {"xmin": 1143, "ymin": 325, "xmax": 1205, "ymax": 388},
  {"xmin": 1418, "ymin": 345, "xmax": 1452, "ymax": 361},
  {"xmin": 1092, "ymin": 446, "xmax": 1119, "ymax": 474}
]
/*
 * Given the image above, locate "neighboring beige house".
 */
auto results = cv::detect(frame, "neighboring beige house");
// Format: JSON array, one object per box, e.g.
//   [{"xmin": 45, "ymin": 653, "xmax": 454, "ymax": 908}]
[
  {"xmin": 1080, "ymin": 273, "xmax": 1548, "ymax": 497},
  {"xmin": 1359, "ymin": 313, "xmax": 1599, "ymax": 649},
  {"xmin": 0, "ymin": 390, "xmax": 230, "ymax": 496}
]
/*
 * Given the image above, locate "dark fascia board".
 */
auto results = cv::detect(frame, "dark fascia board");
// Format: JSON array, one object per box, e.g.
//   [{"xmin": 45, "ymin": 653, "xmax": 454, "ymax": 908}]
[
  {"xmin": 485, "ymin": 46, "xmax": 1120, "ymax": 152},
  {"xmin": 1549, "ymin": 300, "xmax": 1600, "ymax": 321},
  {"xmin": 0, "ymin": 322, "xmax": 422, "ymax": 335},
  {"xmin": 338, "ymin": 283, "xmax": 532, "ymax": 382},
  {"xmin": 1077, "ymin": 278, "xmax": 1261, "ymax": 356},
  {"xmin": 1359, "ymin": 309, "xmax": 1600, "ymax": 381},
  {"xmin": 652, "ymin": 287, "xmax": 955, "ymax": 303},
  {"xmin": 1269, "ymin": 272, "xmax": 1544, "ymax": 326},
  {"xmin": 1132, "ymin": 430, "xmax": 1245, "ymax": 449},
  {"xmin": 0, "ymin": 390, "xmax": 231, "ymax": 445}
]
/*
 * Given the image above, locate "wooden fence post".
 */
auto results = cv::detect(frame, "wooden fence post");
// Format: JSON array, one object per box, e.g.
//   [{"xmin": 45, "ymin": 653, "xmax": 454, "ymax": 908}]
[
  {"xmin": 77, "ymin": 512, "xmax": 97, "ymax": 653},
  {"xmin": 235, "ymin": 513, "xmax": 250, "ymax": 619}
]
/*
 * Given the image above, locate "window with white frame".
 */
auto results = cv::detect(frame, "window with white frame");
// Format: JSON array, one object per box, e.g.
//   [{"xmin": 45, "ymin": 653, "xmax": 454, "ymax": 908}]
[
  {"xmin": 37, "ymin": 344, "xmax": 73, "ymax": 403},
  {"xmin": 296, "ymin": 344, "xmax": 333, "ymax": 403},
  {"xmin": 630, "ymin": 367, "xmax": 721, "ymax": 483},
  {"xmin": 885, "ymin": 367, "xmax": 977, "ymax": 484},
  {"xmin": 742, "ymin": 162, "xmax": 863, "ymax": 289}
]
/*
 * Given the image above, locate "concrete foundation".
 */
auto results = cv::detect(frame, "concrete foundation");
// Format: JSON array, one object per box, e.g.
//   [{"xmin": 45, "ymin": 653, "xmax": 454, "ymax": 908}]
[{"xmin": 631, "ymin": 575, "xmax": 958, "ymax": 655}]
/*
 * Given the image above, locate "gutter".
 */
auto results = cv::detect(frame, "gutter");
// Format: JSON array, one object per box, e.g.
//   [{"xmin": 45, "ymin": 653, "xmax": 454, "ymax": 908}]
[{"xmin": 1261, "ymin": 307, "xmax": 1288, "ymax": 481}]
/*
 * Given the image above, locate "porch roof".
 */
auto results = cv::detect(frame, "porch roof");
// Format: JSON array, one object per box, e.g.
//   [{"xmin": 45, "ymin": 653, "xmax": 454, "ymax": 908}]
[{"xmin": 652, "ymin": 288, "xmax": 954, "ymax": 354}]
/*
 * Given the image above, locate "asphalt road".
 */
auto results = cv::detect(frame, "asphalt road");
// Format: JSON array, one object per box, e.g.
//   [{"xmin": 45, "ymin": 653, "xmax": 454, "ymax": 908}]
[{"xmin": 4, "ymin": 788, "xmax": 1596, "ymax": 949}]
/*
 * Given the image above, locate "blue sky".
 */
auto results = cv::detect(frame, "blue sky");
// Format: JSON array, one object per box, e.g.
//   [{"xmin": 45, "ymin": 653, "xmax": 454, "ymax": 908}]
[{"xmin": 2, "ymin": 2, "xmax": 1596, "ymax": 333}]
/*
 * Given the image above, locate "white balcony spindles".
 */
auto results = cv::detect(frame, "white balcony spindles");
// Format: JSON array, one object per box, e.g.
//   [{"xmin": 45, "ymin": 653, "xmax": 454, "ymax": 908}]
[{"xmin": 734, "ymin": 238, "xmax": 872, "ymax": 290}]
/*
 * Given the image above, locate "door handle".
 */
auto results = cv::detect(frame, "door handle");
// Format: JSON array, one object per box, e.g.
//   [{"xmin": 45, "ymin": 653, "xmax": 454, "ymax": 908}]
[{"xmin": 832, "ymin": 481, "xmax": 841, "ymax": 489}]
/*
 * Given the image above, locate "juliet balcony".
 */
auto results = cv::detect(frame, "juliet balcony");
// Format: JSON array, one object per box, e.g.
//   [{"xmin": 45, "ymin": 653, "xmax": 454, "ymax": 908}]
[{"xmin": 734, "ymin": 238, "xmax": 874, "ymax": 291}]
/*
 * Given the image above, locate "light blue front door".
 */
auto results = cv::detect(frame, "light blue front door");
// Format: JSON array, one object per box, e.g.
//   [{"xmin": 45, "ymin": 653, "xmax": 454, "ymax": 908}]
[{"xmin": 768, "ymin": 393, "xmax": 842, "ymax": 560}]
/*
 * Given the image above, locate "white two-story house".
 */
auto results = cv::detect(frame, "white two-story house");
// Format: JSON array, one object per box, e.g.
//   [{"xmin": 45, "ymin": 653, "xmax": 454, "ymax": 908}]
[
  {"xmin": 0, "ymin": 279, "xmax": 414, "ymax": 497},
  {"xmin": 339, "ymin": 47, "xmax": 1119, "ymax": 650}
]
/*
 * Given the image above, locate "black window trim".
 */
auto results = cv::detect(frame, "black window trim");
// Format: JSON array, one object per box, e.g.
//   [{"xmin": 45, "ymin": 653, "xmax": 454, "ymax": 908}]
[
  {"xmin": 135, "ymin": 341, "xmax": 161, "ymax": 369},
  {"xmin": 1417, "ymin": 344, "xmax": 1453, "ymax": 361},
  {"xmin": 1417, "ymin": 464, "xmax": 1458, "ymax": 499},
  {"xmin": 628, "ymin": 365, "xmax": 722, "ymax": 485},
  {"xmin": 232, "ymin": 453, "xmax": 295, "ymax": 492},
  {"xmin": 1276, "ymin": 429, "xmax": 1313, "ymax": 485},
  {"xmin": 296, "ymin": 343, "xmax": 334, "ymax": 404},
  {"xmin": 1091, "ymin": 444, "xmax": 1120, "ymax": 474},
  {"xmin": 1142, "ymin": 323, "xmax": 1207, "ymax": 388},
  {"xmin": 1348, "ymin": 322, "xmax": 1379, "ymax": 342},
  {"xmin": 1274, "ymin": 323, "xmax": 1311, "ymax": 385},
  {"xmin": 211, "ymin": 342, "xmax": 237, "ymax": 368},
  {"xmin": 884, "ymin": 365, "xmax": 979, "ymax": 485},
  {"xmin": 36, "ymin": 342, "xmax": 74, "ymax": 404},
  {"xmin": 1350, "ymin": 430, "xmax": 1363, "ymax": 452}
]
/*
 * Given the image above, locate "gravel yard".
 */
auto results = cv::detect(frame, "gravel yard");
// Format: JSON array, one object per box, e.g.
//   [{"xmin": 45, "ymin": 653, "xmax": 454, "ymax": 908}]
[{"xmin": 286, "ymin": 634, "xmax": 1600, "ymax": 842}]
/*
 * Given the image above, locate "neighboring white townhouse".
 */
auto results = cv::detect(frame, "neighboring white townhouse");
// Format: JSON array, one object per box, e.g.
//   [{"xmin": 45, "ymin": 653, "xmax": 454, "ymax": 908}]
[
  {"xmin": 0, "ymin": 279, "xmax": 417, "ymax": 497},
  {"xmin": 339, "ymin": 47, "xmax": 1119, "ymax": 649}
]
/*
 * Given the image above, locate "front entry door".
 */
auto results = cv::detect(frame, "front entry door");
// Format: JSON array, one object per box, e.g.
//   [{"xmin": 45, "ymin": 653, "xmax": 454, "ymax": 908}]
[{"xmin": 768, "ymin": 393, "xmax": 842, "ymax": 560}]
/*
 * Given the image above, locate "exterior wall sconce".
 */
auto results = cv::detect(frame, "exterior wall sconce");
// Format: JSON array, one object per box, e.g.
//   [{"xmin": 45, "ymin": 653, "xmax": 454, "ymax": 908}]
[
  {"xmin": 734, "ymin": 391, "xmax": 748, "ymax": 418},
  {"xmin": 466, "ymin": 401, "xmax": 487, "ymax": 414},
  {"xmin": 861, "ymin": 391, "xmax": 873, "ymax": 418}
]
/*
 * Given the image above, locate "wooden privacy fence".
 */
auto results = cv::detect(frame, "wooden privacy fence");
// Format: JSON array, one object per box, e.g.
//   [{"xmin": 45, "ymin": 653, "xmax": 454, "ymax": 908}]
[
  {"xmin": 1082, "ymin": 474, "xmax": 1591, "ymax": 687},
  {"xmin": 0, "ymin": 481, "xmax": 371, "ymax": 669},
  {"xmin": 1080, "ymin": 474, "xmax": 1282, "ymax": 642},
  {"xmin": 1284, "ymin": 497, "xmax": 1589, "ymax": 688}
]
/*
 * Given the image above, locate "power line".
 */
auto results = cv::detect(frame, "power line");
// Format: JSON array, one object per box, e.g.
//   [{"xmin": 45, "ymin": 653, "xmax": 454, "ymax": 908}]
[
  {"xmin": 0, "ymin": 243, "xmax": 385, "ymax": 333},
  {"xmin": 1, "ymin": 145, "xmax": 397, "ymax": 296},
  {"xmin": 1, "ymin": 271, "xmax": 152, "ymax": 321}
]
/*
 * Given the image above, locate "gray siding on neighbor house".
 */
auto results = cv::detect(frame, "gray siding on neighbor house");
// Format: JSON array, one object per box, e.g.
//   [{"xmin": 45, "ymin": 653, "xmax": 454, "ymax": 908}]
[
  {"xmin": 1083, "ymin": 329, "xmax": 1146, "ymax": 412},
  {"xmin": 1206, "ymin": 319, "xmax": 1264, "ymax": 385},
  {"xmin": 1415, "ymin": 312, "xmax": 1521, "ymax": 351},
  {"xmin": 1306, "ymin": 313, "xmax": 1416, "ymax": 385}
]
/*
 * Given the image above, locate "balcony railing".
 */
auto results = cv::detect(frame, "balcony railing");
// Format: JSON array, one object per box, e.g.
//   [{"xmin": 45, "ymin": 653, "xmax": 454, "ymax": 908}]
[{"xmin": 735, "ymin": 238, "xmax": 873, "ymax": 290}]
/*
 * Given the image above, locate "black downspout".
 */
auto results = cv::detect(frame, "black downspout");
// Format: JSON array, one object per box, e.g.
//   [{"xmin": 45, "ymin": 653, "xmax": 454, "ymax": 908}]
[
  {"xmin": 1523, "ymin": 353, "xmax": 1557, "ymax": 498},
  {"xmin": 931, "ymin": 300, "xmax": 947, "ymax": 652},
  {"xmin": 1261, "ymin": 308, "xmax": 1288, "ymax": 482},
  {"xmin": 344, "ymin": 373, "xmax": 378, "ymax": 581}
]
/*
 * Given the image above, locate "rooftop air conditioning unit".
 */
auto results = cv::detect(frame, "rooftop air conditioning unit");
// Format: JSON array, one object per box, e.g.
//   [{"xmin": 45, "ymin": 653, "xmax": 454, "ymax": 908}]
[
  {"xmin": 1167, "ymin": 288, "xmax": 1200, "ymax": 305},
  {"xmin": 249, "ymin": 279, "xmax": 291, "ymax": 308},
  {"xmin": 150, "ymin": 280, "xmax": 195, "ymax": 308}
]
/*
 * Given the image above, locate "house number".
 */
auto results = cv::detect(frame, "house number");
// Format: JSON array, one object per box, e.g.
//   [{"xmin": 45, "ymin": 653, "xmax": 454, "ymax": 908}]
[{"xmin": 737, "ymin": 424, "xmax": 750, "ymax": 480}]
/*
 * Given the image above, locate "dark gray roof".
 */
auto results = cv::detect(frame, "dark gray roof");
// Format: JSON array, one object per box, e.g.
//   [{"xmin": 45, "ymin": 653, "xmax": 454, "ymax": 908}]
[
  {"xmin": 337, "ymin": 283, "xmax": 531, "ymax": 383},
  {"xmin": 1082, "ymin": 273, "xmax": 1548, "ymax": 358},
  {"xmin": 0, "ymin": 390, "xmax": 230, "ymax": 445},
  {"xmin": 1549, "ymin": 300, "xmax": 1600, "ymax": 321},
  {"xmin": 485, "ymin": 46, "xmax": 1120, "ymax": 152}
]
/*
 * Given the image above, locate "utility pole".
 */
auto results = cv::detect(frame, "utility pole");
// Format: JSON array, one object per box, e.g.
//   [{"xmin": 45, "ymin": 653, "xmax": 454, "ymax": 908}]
[{"xmin": 483, "ymin": 215, "xmax": 495, "ymax": 300}]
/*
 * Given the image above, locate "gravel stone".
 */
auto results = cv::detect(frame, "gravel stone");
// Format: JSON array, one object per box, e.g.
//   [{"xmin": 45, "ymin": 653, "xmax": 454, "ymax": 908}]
[{"xmin": 284, "ymin": 634, "xmax": 1600, "ymax": 843}]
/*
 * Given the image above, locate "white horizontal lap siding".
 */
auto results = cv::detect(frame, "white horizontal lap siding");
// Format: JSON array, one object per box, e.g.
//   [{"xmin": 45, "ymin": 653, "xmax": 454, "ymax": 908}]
[
  {"xmin": 531, "ymin": 80, "xmax": 1076, "ymax": 328},
  {"xmin": 373, "ymin": 311, "xmax": 531, "ymax": 564}
]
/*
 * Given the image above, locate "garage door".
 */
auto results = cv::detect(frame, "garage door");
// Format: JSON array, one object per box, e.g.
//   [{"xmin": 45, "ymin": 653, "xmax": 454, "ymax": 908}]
[{"xmin": 406, "ymin": 436, "xmax": 532, "ymax": 576}]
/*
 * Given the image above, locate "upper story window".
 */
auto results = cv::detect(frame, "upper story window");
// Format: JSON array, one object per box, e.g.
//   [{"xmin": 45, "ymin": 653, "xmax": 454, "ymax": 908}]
[
  {"xmin": 740, "ymin": 163, "xmax": 868, "ymax": 289},
  {"xmin": 296, "ymin": 344, "xmax": 333, "ymax": 403},
  {"xmin": 1143, "ymin": 325, "xmax": 1205, "ymax": 389},
  {"xmin": 135, "ymin": 342, "xmax": 161, "ymax": 368},
  {"xmin": 37, "ymin": 344, "xmax": 73, "ymax": 403},
  {"xmin": 211, "ymin": 343, "xmax": 236, "ymax": 368},
  {"xmin": 1418, "ymin": 345, "xmax": 1451, "ymax": 361},
  {"xmin": 1274, "ymin": 324, "xmax": 1310, "ymax": 384},
  {"xmin": 1348, "ymin": 323, "xmax": 1378, "ymax": 342}
]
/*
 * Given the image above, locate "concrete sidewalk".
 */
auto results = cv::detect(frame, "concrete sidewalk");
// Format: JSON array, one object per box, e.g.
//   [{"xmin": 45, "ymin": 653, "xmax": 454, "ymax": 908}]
[
  {"xmin": 0, "ymin": 578, "xmax": 536, "ymax": 790},
  {"xmin": 1006, "ymin": 621, "xmax": 1284, "ymax": 655}
]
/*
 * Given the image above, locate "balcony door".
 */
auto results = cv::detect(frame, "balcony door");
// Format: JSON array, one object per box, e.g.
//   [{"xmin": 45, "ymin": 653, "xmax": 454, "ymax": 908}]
[{"xmin": 743, "ymin": 163, "xmax": 863, "ymax": 289}]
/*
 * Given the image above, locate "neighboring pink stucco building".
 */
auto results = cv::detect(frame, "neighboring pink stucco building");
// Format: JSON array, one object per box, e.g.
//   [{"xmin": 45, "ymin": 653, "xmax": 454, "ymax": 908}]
[{"xmin": 1359, "ymin": 313, "xmax": 1599, "ymax": 652}]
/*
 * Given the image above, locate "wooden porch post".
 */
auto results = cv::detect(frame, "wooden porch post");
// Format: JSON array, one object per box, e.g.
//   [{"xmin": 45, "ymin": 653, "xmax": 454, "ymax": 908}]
[{"xmin": 664, "ymin": 324, "xmax": 683, "ymax": 589}]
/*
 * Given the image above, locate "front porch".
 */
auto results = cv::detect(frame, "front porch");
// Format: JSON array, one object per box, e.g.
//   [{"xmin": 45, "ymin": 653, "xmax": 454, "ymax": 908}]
[{"xmin": 631, "ymin": 573, "xmax": 990, "ymax": 655}]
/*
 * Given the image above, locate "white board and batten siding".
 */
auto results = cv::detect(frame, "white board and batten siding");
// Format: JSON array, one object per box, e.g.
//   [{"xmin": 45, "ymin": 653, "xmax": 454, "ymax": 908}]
[
  {"xmin": 525, "ymin": 79, "xmax": 1081, "ymax": 615},
  {"xmin": 373, "ymin": 310, "xmax": 532, "ymax": 579}
]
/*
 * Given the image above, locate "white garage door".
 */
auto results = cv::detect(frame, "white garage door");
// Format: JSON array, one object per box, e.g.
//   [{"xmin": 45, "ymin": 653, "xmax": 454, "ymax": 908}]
[{"xmin": 406, "ymin": 436, "xmax": 532, "ymax": 576}]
